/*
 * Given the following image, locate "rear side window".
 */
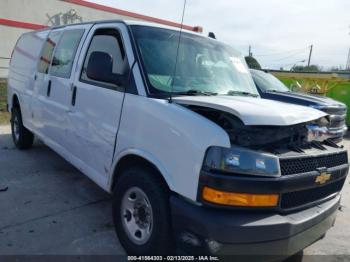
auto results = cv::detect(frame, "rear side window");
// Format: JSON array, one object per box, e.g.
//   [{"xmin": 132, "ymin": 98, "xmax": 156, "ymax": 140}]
[
  {"xmin": 50, "ymin": 29, "xmax": 84, "ymax": 78},
  {"xmin": 38, "ymin": 31, "xmax": 62, "ymax": 74},
  {"xmin": 80, "ymin": 28, "xmax": 127, "ymax": 88}
]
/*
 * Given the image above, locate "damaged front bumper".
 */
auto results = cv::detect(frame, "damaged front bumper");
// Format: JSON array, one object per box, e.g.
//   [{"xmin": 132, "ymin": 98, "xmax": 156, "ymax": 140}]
[{"xmin": 171, "ymin": 194, "xmax": 339, "ymax": 258}]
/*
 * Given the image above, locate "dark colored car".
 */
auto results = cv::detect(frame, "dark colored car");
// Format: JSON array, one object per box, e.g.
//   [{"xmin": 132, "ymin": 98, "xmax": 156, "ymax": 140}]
[{"xmin": 250, "ymin": 69, "xmax": 347, "ymax": 141}]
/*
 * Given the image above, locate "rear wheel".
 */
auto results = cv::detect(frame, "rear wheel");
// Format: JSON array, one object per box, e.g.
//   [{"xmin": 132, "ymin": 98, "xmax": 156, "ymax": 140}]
[
  {"xmin": 112, "ymin": 166, "xmax": 173, "ymax": 255},
  {"xmin": 11, "ymin": 107, "xmax": 34, "ymax": 149}
]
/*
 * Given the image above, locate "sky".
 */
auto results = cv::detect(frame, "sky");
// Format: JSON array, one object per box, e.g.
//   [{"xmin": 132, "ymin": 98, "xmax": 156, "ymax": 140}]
[{"xmin": 88, "ymin": 0, "xmax": 350, "ymax": 70}]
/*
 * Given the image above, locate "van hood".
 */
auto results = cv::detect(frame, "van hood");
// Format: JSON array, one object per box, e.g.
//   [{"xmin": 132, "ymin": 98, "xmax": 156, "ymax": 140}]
[{"xmin": 173, "ymin": 95, "xmax": 327, "ymax": 126}]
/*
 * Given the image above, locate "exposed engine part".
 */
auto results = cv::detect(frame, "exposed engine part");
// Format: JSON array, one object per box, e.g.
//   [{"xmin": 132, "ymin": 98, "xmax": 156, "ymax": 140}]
[
  {"xmin": 306, "ymin": 125, "xmax": 331, "ymax": 142},
  {"xmin": 187, "ymin": 105, "xmax": 333, "ymax": 150}
]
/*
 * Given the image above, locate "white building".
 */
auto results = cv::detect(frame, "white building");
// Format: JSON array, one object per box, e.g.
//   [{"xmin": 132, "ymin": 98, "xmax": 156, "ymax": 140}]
[{"xmin": 0, "ymin": 0, "xmax": 197, "ymax": 78}]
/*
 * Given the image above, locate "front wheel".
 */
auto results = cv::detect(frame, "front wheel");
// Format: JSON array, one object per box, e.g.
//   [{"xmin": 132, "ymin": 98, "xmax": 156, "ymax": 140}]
[
  {"xmin": 11, "ymin": 107, "xmax": 34, "ymax": 150},
  {"xmin": 112, "ymin": 166, "xmax": 173, "ymax": 255},
  {"xmin": 284, "ymin": 250, "xmax": 304, "ymax": 262}
]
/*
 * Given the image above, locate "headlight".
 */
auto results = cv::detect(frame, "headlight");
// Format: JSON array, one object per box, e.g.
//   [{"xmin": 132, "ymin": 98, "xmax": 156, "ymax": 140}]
[
  {"xmin": 316, "ymin": 116, "xmax": 329, "ymax": 127},
  {"xmin": 305, "ymin": 116, "xmax": 330, "ymax": 142},
  {"xmin": 306, "ymin": 125, "xmax": 330, "ymax": 142},
  {"xmin": 203, "ymin": 146, "xmax": 280, "ymax": 177}
]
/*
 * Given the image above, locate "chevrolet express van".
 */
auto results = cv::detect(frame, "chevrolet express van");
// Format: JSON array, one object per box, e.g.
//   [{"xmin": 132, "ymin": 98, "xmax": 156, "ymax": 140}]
[{"xmin": 7, "ymin": 20, "xmax": 349, "ymax": 258}]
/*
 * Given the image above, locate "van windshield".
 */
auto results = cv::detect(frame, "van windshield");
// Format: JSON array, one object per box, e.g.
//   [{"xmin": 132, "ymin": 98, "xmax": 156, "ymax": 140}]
[
  {"xmin": 251, "ymin": 69, "xmax": 290, "ymax": 92},
  {"xmin": 131, "ymin": 25, "xmax": 258, "ymax": 97}
]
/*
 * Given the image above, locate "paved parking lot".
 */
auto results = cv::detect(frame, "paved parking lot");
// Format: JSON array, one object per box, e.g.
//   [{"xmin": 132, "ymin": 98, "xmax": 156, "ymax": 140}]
[{"xmin": 0, "ymin": 124, "xmax": 350, "ymax": 258}]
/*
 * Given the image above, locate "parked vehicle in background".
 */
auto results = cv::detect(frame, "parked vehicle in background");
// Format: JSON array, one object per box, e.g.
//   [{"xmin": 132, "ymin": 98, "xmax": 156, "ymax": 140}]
[
  {"xmin": 250, "ymin": 69, "xmax": 348, "ymax": 142},
  {"xmin": 7, "ymin": 20, "xmax": 349, "ymax": 259}
]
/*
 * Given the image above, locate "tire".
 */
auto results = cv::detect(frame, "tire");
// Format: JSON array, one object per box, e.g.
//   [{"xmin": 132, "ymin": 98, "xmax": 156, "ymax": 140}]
[
  {"xmin": 112, "ymin": 166, "xmax": 173, "ymax": 255},
  {"xmin": 283, "ymin": 250, "xmax": 304, "ymax": 262},
  {"xmin": 11, "ymin": 107, "xmax": 34, "ymax": 150}
]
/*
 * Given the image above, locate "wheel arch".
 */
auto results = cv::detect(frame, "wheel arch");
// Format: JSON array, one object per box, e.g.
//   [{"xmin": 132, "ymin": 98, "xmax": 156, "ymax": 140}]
[
  {"xmin": 11, "ymin": 93, "xmax": 20, "ymax": 110},
  {"xmin": 109, "ymin": 152, "xmax": 172, "ymax": 194}
]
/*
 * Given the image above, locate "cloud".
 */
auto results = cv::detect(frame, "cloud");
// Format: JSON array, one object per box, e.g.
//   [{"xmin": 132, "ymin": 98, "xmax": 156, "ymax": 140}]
[{"xmin": 89, "ymin": 0, "xmax": 350, "ymax": 69}]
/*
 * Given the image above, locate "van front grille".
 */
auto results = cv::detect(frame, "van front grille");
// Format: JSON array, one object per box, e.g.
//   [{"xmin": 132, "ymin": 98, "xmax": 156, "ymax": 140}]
[
  {"xmin": 279, "ymin": 151, "xmax": 348, "ymax": 176},
  {"xmin": 280, "ymin": 178, "xmax": 345, "ymax": 210}
]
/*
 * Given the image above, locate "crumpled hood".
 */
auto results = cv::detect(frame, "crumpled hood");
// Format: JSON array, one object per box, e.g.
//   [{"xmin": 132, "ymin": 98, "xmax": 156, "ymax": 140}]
[{"xmin": 173, "ymin": 95, "xmax": 327, "ymax": 126}]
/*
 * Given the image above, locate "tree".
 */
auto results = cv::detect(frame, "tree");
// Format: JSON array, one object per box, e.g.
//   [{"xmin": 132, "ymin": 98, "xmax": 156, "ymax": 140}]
[
  {"xmin": 245, "ymin": 56, "xmax": 262, "ymax": 70},
  {"xmin": 330, "ymin": 66, "xmax": 344, "ymax": 72},
  {"xmin": 329, "ymin": 66, "xmax": 350, "ymax": 73},
  {"xmin": 291, "ymin": 65, "xmax": 321, "ymax": 72}
]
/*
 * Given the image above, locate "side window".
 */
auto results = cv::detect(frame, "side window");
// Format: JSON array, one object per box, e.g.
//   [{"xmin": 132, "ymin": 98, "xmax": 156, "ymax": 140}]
[
  {"xmin": 50, "ymin": 29, "xmax": 84, "ymax": 78},
  {"xmin": 37, "ymin": 31, "xmax": 62, "ymax": 74},
  {"xmin": 80, "ymin": 28, "xmax": 127, "ymax": 88}
]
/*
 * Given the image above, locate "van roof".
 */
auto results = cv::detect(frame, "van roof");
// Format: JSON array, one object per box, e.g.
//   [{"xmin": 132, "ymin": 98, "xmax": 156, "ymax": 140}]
[
  {"xmin": 48, "ymin": 19, "xmax": 199, "ymax": 35},
  {"xmin": 21, "ymin": 19, "xmax": 215, "ymax": 47}
]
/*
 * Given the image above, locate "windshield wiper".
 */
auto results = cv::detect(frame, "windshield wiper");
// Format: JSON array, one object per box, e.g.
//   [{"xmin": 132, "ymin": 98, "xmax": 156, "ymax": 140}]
[
  {"xmin": 174, "ymin": 90, "xmax": 218, "ymax": 96},
  {"xmin": 226, "ymin": 90, "xmax": 258, "ymax": 97}
]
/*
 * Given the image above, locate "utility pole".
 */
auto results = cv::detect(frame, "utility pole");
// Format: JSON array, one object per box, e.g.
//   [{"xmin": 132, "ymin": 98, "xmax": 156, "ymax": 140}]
[
  {"xmin": 347, "ymin": 27, "xmax": 350, "ymax": 70},
  {"xmin": 307, "ymin": 44, "xmax": 313, "ymax": 67},
  {"xmin": 346, "ymin": 47, "xmax": 350, "ymax": 70}
]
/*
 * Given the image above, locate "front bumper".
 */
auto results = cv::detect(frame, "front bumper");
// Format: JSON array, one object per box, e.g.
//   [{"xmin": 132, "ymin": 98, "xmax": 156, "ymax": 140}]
[{"xmin": 171, "ymin": 194, "xmax": 339, "ymax": 257}]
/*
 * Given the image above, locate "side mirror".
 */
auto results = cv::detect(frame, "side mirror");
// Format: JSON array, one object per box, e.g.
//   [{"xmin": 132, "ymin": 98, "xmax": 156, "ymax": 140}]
[{"xmin": 86, "ymin": 51, "xmax": 121, "ymax": 85}]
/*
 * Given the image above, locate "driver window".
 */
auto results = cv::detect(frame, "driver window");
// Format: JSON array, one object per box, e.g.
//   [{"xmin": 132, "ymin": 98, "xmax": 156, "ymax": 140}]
[{"xmin": 80, "ymin": 28, "xmax": 127, "ymax": 88}]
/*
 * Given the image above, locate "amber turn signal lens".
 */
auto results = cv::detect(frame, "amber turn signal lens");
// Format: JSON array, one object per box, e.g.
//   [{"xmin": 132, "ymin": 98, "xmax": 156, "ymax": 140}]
[{"xmin": 202, "ymin": 186, "xmax": 279, "ymax": 207}]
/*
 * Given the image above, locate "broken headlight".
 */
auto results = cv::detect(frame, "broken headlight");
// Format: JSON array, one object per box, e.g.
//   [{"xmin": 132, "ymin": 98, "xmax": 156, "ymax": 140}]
[
  {"xmin": 305, "ymin": 116, "xmax": 331, "ymax": 142},
  {"xmin": 203, "ymin": 146, "xmax": 281, "ymax": 177}
]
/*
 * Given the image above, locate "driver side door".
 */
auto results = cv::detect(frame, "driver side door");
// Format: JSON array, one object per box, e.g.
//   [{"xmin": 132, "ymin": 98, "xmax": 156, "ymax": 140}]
[{"xmin": 66, "ymin": 24, "xmax": 131, "ymax": 186}]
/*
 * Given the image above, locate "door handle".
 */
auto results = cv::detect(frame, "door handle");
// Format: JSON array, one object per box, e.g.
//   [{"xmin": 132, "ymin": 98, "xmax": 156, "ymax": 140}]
[
  {"xmin": 71, "ymin": 86, "xmax": 77, "ymax": 106},
  {"xmin": 47, "ymin": 80, "xmax": 51, "ymax": 97}
]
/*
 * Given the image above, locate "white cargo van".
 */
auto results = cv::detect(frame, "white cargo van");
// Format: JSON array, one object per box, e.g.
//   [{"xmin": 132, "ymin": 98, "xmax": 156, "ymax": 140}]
[{"xmin": 7, "ymin": 20, "xmax": 349, "ymax": 258}]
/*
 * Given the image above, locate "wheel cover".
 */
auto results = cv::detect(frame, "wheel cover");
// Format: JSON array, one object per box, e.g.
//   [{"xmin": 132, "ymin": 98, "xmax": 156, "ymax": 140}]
[{"xmin": 121, "ymin": 187, "xmax": 153, "ymax": 245}]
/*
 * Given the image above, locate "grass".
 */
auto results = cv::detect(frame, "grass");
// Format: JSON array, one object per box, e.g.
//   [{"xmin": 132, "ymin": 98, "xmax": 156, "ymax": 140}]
[{"xmin": 0, "ymin": 81, "xmax": 10, "ymax": 125}]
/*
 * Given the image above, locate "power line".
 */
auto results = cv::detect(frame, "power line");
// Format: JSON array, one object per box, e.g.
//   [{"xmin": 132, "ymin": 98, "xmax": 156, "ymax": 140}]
[
  {"xmin": 251, "ymin": 44, "xmax": 348, "ymax": 68},
  {"xmin": 254, "ymin": 46, "xmax": 309, "ymax": 57},
  {"xmin": 260, "ymin": 49, "xmax": 308, "ymax": 62},
  {"xmin": 268, "ymin": 60, "xmax": 306, "ymax": 67}
]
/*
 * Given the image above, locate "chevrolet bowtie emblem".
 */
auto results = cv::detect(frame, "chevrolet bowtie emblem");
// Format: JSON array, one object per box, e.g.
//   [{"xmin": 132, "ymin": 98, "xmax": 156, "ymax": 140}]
[{"xmin": 315, "ymin": 172, "xmax": 331, "ymax": 184}]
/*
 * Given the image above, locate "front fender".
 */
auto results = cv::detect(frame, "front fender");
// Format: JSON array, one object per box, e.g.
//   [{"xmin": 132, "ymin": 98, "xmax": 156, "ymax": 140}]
[
  {"xmin": 111, "ymin": 94, "xmax": 231, "ymax": 201},
  {"xmin": 108, "ymin": 148, "xmax": 173, "ymax": 193}
]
